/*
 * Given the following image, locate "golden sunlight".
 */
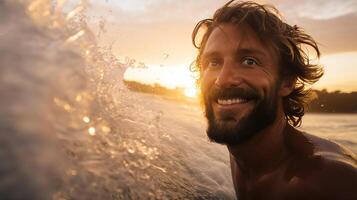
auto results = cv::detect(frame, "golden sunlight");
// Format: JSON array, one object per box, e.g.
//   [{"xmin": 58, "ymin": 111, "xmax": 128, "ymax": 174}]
[
  {"xmin": 184, "ymin": 87, "xmax": 198, "ymax": 98},
  {"xmin": 124, "ymin": 64, "xmax": 198, "ymax": 98}
]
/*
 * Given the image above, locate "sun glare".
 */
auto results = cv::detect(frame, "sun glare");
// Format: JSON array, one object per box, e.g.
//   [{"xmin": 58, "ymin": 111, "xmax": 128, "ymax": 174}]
[
  {"xmin": 184, "ymin": 87, "xmax": 198, "ymax": 98},
  {"xmin": 124, "ymin": 64, "xmax": 198, "ymax": 98}
]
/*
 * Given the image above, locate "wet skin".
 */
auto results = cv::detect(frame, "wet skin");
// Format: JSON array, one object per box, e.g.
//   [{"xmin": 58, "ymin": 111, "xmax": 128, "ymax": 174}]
[
  {"xmin": 200, "ymin": 23, "xmax": 357, "ymax": 199},
  {"xmin": 229, "ymin": 125, "xmax": 357, "ymax": 200}
]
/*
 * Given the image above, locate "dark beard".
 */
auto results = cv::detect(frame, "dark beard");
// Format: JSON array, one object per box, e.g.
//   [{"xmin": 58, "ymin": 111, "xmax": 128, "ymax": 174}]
[{"xmin": 203, "ymin": 83, "xmax": 279, "ymax": 146}]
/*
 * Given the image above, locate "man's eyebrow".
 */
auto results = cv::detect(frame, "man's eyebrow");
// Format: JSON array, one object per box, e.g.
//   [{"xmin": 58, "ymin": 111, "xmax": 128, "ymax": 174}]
[
  {"xmin": 201, "ymin": 51, "xmax": 221, "ymax": 60},
  {"xmin": 235, "ymin": 48, "xmax": 267, "ymax": 57},
  {"xmin": 201, "ymin": 48, "xmax": 268, "ymax": 60}
]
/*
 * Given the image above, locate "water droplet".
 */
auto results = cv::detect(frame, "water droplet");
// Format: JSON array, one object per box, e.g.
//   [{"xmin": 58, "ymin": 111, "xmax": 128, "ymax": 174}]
[
  {"xmin": 88, "ymin": 127, "xmax": 96, "ymax": 136},
  {"xmin": 83, "ymin": 116, "xmax": 90, "ymax": 123},
  {"xmin": 64, "ymin": 104, "xmax": 71, "ymax": 111},
  {"xmin": 75, "ymin": 94, "xmax": 82, "ymax": 102},
  {"xmin": 66, "ymin": 169, "xmax": 77, "ymax": 176},
  {"xmin": 101, "ymin": 126, "xmax": 111, "ymax": 133},
  {"xmin": 66, "ymin": 30, "xmax": 85, "ymax": 43},
  {"xmin": 127, "ymin": 148, "xmax": 135, "ymax": 154}
]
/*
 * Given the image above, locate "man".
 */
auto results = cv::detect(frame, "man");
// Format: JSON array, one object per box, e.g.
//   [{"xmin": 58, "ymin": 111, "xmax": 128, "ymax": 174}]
[{"xmin": 192, "ymin": 1, "xmax": 357, "ymax": 199}]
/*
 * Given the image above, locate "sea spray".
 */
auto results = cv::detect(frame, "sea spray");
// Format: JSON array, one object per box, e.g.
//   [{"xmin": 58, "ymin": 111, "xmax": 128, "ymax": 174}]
[{"xmin": 0, "ymin": 0, "xmax": 235, "ymax": 199}]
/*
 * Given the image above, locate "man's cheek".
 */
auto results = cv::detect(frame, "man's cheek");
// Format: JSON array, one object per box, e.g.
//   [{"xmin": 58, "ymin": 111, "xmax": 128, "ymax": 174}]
[
  {"xmin": 200, "ymin": 70, "xmax": 216, "ymax": 90},
  {"xmin": 201, "ymin": 84, "xmax": 211, "ymax": 105}
]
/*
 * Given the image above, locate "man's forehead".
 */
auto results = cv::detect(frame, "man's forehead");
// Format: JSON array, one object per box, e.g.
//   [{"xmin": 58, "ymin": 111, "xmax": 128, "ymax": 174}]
[{"xmin": 203, "ymin": 23, "xmax": 275, "ymax": 58}]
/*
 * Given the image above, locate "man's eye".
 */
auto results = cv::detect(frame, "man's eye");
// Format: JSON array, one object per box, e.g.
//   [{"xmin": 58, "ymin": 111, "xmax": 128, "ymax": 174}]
[
  {"xmin": 242, "ymin": 57, "xmax": 258, "ymax": 66},
  {"xmin": 207, "ymin": 60, "xmax": 221, "ymax": 68}
]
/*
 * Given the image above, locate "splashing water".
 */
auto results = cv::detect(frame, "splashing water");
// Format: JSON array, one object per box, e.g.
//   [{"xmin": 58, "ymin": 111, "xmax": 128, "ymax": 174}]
[{"xmin": 0, "ymin": 0, "xmax": 235, "ymax": 199}]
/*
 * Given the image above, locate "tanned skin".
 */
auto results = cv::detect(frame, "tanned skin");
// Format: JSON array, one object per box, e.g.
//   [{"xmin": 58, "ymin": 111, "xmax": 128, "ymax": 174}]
[
  {"xmin": 200, "ymin": 23, "xmax": 357, "ymax": 200},
  {"xmin": 229, "ymin": 122, "xmax": 357, "ymax": 200}
]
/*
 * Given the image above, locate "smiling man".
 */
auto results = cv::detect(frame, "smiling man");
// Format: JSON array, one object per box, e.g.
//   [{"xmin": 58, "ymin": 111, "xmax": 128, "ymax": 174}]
[{"xmin": 192, "ymin": 1, "xmax": 357, "ymax": 199}]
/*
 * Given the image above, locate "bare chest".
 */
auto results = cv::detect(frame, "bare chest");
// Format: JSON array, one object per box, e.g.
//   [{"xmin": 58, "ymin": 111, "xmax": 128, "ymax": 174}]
[{"xmin": 231, "ymin": 163, "xmax": 313, "ymax": 200}]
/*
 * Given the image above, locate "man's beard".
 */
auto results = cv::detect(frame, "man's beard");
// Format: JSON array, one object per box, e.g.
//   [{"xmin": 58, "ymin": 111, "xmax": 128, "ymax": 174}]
[{"xmin": 203, "ymin": 82, "xmax": 280, "ymax": 146}]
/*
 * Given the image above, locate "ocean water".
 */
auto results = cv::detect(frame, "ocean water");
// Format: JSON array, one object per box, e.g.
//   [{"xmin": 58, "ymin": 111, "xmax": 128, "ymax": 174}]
[
  {"xmin": 301, "ymin": 114, "xmax": 357, "ymax": 153},
  {"xmin": 1, "ymin": 1, "xmax": 234, "ymax": 199},
  {"xmin": 1, "ymin": 1, "xmax": 356, "ymax": 200}
]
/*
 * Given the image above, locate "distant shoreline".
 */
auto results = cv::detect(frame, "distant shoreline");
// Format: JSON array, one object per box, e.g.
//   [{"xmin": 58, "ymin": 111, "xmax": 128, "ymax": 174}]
[{"xmin": 123, "ymin": 80, "xmax": 357, "ymax": 114}]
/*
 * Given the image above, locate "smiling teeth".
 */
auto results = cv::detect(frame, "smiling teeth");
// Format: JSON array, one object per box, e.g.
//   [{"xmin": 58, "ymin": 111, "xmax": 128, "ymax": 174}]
[{"xmin": 217, "ymin": 98, "xmax": 246, "ymax": 105}]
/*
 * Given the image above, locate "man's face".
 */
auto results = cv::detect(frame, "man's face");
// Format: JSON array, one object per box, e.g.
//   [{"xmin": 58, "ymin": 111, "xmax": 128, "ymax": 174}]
[{"xmin": 200, "ymin": 23, "xmax": 283, "ymax": 145}]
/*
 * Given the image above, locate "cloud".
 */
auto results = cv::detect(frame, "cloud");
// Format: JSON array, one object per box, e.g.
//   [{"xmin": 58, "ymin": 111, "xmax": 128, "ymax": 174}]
[
  {"xmin": 89, "ymin": 0, "xmax": 357, "ymax": 59},
  {"xmin": 299, "ymin": 13, "xmax": 357, "ymax": 54},
  {"xmin": 293, "ymin": 0, "xmax": 356, "ymax": 20},
  {"xmin": 262, "ymin": 0, "xmax": 357, "ymax": 54},
  {"xmin": 90, "ymin": 0, "xmax": 227, "ymax": 23}
]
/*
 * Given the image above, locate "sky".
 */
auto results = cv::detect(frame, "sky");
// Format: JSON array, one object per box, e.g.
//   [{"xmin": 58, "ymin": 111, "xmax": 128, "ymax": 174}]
[{"xmin": 87, "ymin": 0, "xmax": 357, "ymax": 93}]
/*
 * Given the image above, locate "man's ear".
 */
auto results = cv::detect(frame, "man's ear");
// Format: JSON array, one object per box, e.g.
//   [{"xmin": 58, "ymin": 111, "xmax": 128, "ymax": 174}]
[{"xmin": 279, "ymin": 76, "xmax": 296, "ymax": 97}]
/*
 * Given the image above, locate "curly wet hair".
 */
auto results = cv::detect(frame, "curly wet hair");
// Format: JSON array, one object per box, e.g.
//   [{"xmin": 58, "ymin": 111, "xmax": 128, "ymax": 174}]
[{"xmin": 191, "ymin": 0, "xmax": 324, "ymax": 126}]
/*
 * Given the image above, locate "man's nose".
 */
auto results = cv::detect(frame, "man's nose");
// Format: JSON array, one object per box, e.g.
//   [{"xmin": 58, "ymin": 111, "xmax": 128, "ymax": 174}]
[{"xmin": 215, "ymin": 59, "xmax": 242, "ymax": 88}]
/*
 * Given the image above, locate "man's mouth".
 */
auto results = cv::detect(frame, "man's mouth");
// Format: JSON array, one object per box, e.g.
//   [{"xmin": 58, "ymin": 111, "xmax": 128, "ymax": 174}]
[
  {"xmin": 212, "ymin": 97, "xmax": 253, "ymax": 121},
  {"xmin": 217, "ymin": 98, "xmax": 249, "ymax": 105},
  {"xmin": 208, "ymin": 86, "xmax": 259, "ymax": 105},
  {"xmin": 205, "ymin": 86, "xmax": 260, "ymax": 115}
]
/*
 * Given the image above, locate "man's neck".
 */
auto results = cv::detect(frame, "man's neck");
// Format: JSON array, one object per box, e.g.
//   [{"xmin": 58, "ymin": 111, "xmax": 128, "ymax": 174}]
[{"xmin": 228, "ymin": 114, "xmax": 290, "ymax": 178}]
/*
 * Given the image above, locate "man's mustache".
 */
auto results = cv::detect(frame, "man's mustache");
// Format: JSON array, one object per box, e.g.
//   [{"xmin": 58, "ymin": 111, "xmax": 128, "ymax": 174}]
[{"xmin": 206, "ymin": 85, "xmax": 260, "ymax": 102}]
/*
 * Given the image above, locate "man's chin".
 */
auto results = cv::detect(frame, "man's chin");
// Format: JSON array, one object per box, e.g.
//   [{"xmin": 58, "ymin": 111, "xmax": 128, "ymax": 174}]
[{"xmin": 206, "ymin": 119, "xmax": 251, "ymax": 146}]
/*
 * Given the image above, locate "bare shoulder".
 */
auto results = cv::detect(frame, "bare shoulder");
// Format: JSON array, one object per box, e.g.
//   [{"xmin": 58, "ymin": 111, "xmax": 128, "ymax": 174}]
[
  {"xmin": 284, "ymin": 129, "xmax": 357, "ymax": 199},
  {"xmin": 302, "ymin": 132, "xmax": 357, "ymax": 166}
]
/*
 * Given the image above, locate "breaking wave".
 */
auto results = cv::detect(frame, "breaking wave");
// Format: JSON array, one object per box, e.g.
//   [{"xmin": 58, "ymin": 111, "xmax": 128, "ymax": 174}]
[{"xmin": 0, "ymin": 0, "xmax": 235, "ymax": 199}]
